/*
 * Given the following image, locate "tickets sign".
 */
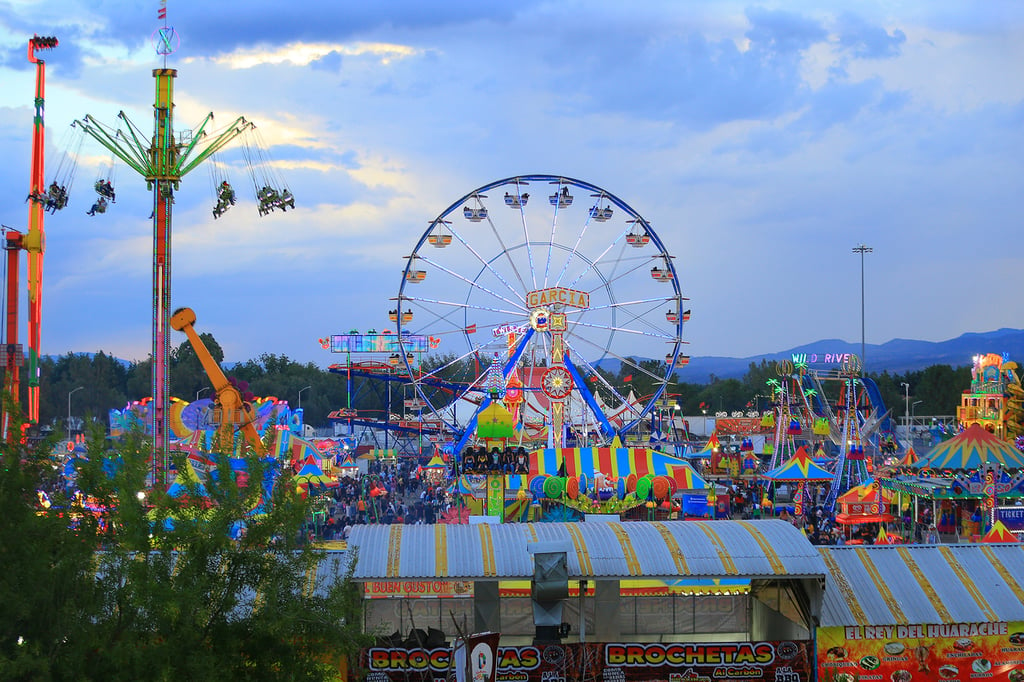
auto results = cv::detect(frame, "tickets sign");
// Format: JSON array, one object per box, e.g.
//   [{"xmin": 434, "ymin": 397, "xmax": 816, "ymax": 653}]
[
  {"xmin": 817, "ymin": 622, "xmax": 1024, "ymax": 682},
  {"xmin": 361, "ymin": 640, "xmax": 812, "ymax": 682}
]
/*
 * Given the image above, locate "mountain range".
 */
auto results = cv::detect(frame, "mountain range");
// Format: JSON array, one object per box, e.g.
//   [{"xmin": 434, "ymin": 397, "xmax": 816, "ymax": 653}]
[{"xmin": 680, "ymin": 328, "xmax": 1024, "ymax": 383}]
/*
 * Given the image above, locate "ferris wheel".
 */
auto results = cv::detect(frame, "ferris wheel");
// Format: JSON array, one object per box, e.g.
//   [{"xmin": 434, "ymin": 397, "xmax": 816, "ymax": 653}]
[{"xmin": 395, "ymin": 175, "xmax": 688, "ymax": 446}]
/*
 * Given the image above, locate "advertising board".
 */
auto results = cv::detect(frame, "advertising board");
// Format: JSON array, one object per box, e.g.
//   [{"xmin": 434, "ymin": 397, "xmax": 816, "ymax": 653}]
[
  {"xmin": 817, "ymin": 622, "xmax": 1024, "ymax": 682},
  {"xmin": 361, "ymin": 640, "xmax": 812, "ymax": 682}
]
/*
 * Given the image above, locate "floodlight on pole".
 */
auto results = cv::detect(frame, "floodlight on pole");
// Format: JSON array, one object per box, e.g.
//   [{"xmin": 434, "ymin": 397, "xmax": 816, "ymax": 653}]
[
  {"xmin": 67, "ymin": 386, "xmax": 84, "ymax": 442},
  {"xmin": 852, "ymin": 244, "xmax": 873, "ymax": 372},
  {"xmin": 901, "ymin": 382, "xmax": 910, "ymax": 440}
]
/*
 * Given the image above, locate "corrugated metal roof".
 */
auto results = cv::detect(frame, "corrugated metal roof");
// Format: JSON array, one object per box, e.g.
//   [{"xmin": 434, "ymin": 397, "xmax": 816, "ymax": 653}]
[
  {"xmin": 820, "ymin": 543, "xmax": 1024, "ymax": 627},
  {"xmin": 345, "ymin": 519, "xmax": 827, "ymax": 581}
]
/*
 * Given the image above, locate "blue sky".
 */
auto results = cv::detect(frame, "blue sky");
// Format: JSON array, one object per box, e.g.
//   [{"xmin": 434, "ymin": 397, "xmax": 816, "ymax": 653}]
[{"xmin": 1, "ymin": 1, "xmax": 1023, "ymax": 371}]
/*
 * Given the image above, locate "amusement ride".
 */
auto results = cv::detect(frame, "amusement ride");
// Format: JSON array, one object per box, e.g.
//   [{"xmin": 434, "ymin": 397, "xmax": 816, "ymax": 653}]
[
  {"xmin": 391, "ymin": 175, "xmax": 689, "ymax": 453},
  {"xmin": 3, "ymin": 35, "xmax": 59, "ymax": 436},
  {"xmin": 35, "ymin": 14, "xmax": 292, "ymax": 482}
]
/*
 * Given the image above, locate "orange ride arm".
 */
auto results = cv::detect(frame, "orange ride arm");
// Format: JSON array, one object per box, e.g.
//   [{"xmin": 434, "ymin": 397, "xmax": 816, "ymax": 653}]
[{"xmin": 169, "ymin": 307, "xmax": 267, "ymax": 456}]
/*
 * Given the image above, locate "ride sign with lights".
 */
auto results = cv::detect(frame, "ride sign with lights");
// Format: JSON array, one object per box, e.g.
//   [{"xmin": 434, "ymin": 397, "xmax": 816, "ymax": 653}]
[{"xmin": 526, "ymin": 287, "xmax": 589, "ymax": 309}]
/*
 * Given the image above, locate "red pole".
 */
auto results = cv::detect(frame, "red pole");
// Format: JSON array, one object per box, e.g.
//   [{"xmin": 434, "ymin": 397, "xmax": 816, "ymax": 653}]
[{"xmin": 23, "ymin": 36, "xmax": 58, "ymax": 424}]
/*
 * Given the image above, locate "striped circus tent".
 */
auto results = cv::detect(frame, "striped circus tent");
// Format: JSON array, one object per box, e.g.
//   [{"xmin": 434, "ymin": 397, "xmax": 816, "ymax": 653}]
[
  {"xmin": 762, "ymin": 445, "xmax": 834, "ymax": 482},
  {"xmin": 294, "ymin": 455, "xmax": 338, "ymax": 494},
  {"xmin": 895, "ymin": 446, "xmax": 920, "ymax": 468},
  {"xmin": 529, "ymin": 447, "xmax": 708, "ymax": 490},
  {"xmin": 698, "ymin": 433, "xmax": 721, "ymax": 456},
  {"xmin": 915, "ymin": 424, "xmax": 1024, "ymax": 471}
]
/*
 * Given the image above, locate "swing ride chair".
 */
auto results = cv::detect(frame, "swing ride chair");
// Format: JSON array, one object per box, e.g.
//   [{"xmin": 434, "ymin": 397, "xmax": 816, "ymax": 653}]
[
  {"xmin": 241, "ymin": 126, "xmax": 294, "ymax": 217},
  {"xmin": 42, "ymin": 118, "xmax": 86, "ymax": 214},
  {"xmin": 211, "ymin": 180, "xmax": 236, "ymax": 219},
  {"xmin": 85, "ymin": 150, "xmax": 119, "ymax": 217}
]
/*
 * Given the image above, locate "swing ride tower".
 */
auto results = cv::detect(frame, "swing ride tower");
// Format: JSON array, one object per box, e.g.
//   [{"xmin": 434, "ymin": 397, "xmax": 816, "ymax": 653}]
[
  {"xmin": 76, "ymin": 26, "xmax": 253, "ymax": 483},
  {"xmin": 4, "ymin": 36, "xmax": 58, "ymax": 432}
]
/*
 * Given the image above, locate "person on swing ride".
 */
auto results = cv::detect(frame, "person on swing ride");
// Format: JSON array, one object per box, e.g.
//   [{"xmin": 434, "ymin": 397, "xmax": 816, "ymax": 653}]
[
  {"xmin": 86, "ymin": 196, "xmax": 107, "ymax": 216},
  {"xmin": 47, "ymin": 183, "xmax": 68, "ymax": 213},
  {"xmin": 277, "ymin": 188, "xmax": 294, "ymax": 211},
  {"xmin": 94, "ymin": 179, "xmax": 115, "ymax": 202},
  {"xmin": 219, "ymin": 181, "xmax": 235, "ymax": 205}
]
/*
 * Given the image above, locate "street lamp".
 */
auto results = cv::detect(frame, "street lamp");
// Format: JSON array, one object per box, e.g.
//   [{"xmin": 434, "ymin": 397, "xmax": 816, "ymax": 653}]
[
  {"xmin": 912, "ymin": 400, "xmax": 923, "ymax": 426},
  {"xmin": 67, "ymin": 386, "xmax": 84, "ymax": 442},
  {"xmin": 298, "ymin": 385, "xmax": 312, "ymax": 410},
  {"xmin": 852, "ymin": 244, "xmax": 873, "ymax": 370},
  {"xmin": 901, "ymin": 382, "xmax": 910, "ymax": 440},
  {"xmin": 196, "ymin": 386, "xmax": 211, "ymax": 402}
]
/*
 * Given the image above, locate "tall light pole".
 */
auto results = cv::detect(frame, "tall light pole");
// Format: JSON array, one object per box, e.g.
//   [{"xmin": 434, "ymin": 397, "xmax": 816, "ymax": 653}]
[
  {"xmin": 298, "ymin": 385, "xmax": 312, "ymax": 410},
  {"xmin": 67, "ymin": 385, "xmax": 83, "ymax": 442},
  {"xmin": 912, "ymin": 400, "xmax": 923, "ymax": 426},
  {"xmin": 196, "ymin": 386, "xmax": 211, "ymax": 402},
  {"xmin": 901, "ymin": 382, "xmax": 910, "ymax": 440},
  {"xmin": 852, "ymin": 244, "xmax": 872, "ymax": 371}
]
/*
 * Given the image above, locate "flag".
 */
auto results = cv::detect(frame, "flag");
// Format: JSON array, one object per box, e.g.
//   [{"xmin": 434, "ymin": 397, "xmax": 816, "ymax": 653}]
[
  {"xmin": 622, "ymin": 374, "xmax": 633, "ymax": 382},
  {"xmin": 465, "ymin": 324, "xmax": 477, "ymax": 334}
]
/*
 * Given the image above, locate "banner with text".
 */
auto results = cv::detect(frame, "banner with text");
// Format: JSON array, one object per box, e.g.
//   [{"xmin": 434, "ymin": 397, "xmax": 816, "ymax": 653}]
[
  {"xmin": 360, "ymin": 640, "xmax": 812, "ymax": 682},
  {"xmin": 817, "ymin": 622, "xmax": 1024, "ymax": 682}
]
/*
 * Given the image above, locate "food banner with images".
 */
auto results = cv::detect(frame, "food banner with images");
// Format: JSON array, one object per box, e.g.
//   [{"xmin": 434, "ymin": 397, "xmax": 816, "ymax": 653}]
[
  {"xmin": 817, "ymin": 622, "xmax": 1024, "ymax": 682},
  {"xmin": 360, "ymin": 640, "xmax": 812, "ymax": 682}
]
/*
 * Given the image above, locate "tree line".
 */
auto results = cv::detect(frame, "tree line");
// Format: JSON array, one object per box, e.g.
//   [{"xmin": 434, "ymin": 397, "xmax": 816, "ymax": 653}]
[{"xmin": 26, "ymin": 339, "xmax": 972, "ymax": 436}]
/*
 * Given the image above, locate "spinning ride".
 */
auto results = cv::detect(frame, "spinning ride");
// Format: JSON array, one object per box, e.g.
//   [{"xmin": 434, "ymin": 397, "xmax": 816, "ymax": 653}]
[{"xmin": 395, "ymin": 175, "xmax": 687, "ymax": 448}]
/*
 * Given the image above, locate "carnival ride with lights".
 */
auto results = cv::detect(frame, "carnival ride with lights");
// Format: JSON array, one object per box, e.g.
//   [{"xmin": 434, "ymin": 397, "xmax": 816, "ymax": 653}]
[
  {"xmin": 316, "ymin": 328, "xmax": 446, "ymax": 456},
  {"xmin": 390, "ymin": 175, "xmax": 689, "ymax": 455},
  {"xmin": 43, "ymin": 20, "xmax": 297, "ymax": 483},
  {"xmin": 100, "ymin": 307, "xmax": 329, "ymax": 499},
  {"xmin": 957, "ymin": 352, "xmax": 1024, "ymax": 441},
  {"xmin": 3, "ymin": 36, "xmax": 59, "ymax": 437},
  {"xmin": 742, "ymin": 355, "xmax": 891, "ymax": 512}
]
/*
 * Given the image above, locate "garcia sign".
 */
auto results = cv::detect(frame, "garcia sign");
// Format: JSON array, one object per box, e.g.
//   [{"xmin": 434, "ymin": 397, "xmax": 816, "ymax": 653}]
[{"xmin": 360, "ymin": 640, "xmax": 811, "ymax": 682}]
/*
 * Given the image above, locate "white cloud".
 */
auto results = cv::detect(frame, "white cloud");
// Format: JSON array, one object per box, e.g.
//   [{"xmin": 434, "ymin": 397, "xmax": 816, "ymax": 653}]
[{"xmin": 193, "ymin": 41, "xmax": 422, "ymax": 70}]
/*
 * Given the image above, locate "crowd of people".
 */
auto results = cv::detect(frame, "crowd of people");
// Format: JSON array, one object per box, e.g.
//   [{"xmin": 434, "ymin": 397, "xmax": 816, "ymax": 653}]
[
  {"xmin": 302, "ymin": 446, "xmax": 997, "ymax": 548},
  {"xmin": 314, "ymin": 457, "xmax": 456, "ymax": 541}
]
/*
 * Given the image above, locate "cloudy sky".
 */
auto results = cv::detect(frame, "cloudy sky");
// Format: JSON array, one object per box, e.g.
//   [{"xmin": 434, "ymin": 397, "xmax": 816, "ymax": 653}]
[{"xmin": 0, "ymin": 1, "xmax": 1022, "ymax": 373}]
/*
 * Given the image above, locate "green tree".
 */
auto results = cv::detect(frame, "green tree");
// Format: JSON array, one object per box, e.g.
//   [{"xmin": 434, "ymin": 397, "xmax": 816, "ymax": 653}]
[
  {"xmin": 0, "ymin": 419, "xmax": 371, "ymax": 681},
  {"xmin": 232, "ymin": 353, "xmax": 349, "ymax": 429},
  {"xmin": 170, "ymin": 331, "xmax": 225, "ymax": 402},
  {"xmin": 915, "ymin": 364, "xmax": 971, "ymax": 416}
]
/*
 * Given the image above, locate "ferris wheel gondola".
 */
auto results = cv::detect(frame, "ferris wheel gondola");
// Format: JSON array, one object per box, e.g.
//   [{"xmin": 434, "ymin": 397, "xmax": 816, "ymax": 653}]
[
  {"xmin": 428, "ymin": 220, "xmax": 453, "ymax": 247},
  {"xmin": 395, "ymin": 174, "xmax": 687, "ymax": 444}
]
